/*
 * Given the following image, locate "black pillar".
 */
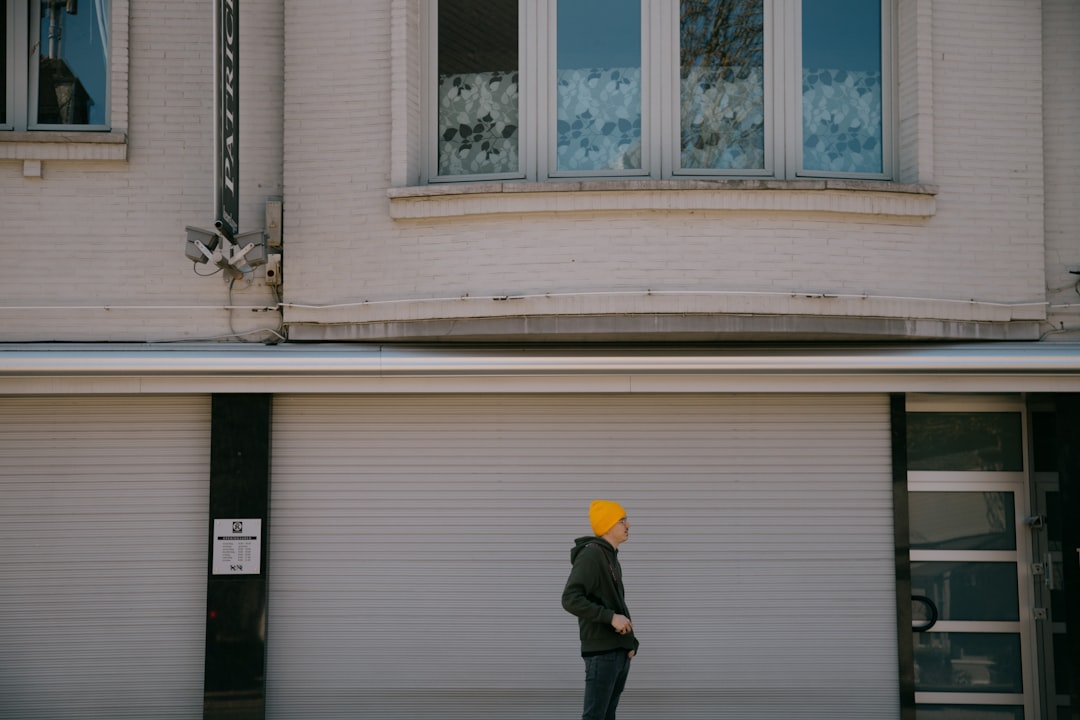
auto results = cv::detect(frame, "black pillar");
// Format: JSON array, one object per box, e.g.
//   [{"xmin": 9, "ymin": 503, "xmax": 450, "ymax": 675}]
[
  {"xmin": 890, "ymin": 394, "xmax": 916, "ymax": 720},
  {"xmin": 1058, "ymin": 394, "xmax": 1080, "ymax": 720},
  {"xmin": 204, "ymin": 394, "xmax": 272, "ymax": 720}
]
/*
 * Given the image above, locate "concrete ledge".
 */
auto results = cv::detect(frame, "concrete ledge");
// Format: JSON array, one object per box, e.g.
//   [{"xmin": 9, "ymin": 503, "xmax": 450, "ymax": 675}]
[
  {"xmin": 388, "ymin": 179, "xmax": 938, "ymax": 219},
  {"xmin": 282, "ymin": 291, "xmax": 1043, "ymax": 343},
  {"xmin": 0, "ymin": 131, "xmax": 128, "ymax": 161},
  {"xmin": 287, "ymin": 313, "xmax": 1041, "ymax": 343}
]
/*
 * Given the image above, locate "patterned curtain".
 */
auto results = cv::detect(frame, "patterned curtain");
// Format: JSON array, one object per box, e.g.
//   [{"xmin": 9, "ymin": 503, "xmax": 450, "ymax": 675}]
[{"xmin": 437, "ymin": 67, "xmax": 882, "ymax": 176}]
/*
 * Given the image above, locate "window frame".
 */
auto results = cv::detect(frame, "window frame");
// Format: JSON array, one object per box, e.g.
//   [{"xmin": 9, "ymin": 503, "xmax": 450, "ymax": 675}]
[
  {"xmin": 421, "ymin": 1, "xmax": 528, "ymax": 184},
  {"xmin": 665, "ymin": 0, "xmax": 778, "ymax": 179},
  {"xmin": 541, "ymin": 0, "xmax": 653, "ymax": 180},
  {"xmin": 422, "ymin": 0, "xmax": 894, "ymax": 185},
  {"xmin": 1, "ymin": 0, "xmax": 22, "ymax": 130},
  {"xmin": 2, "ymin": 0, "xmax": 111, "ymax": 132},
  {"xmin": 790, "ymin": 0, "xmax": 894, "ymax": 180}
]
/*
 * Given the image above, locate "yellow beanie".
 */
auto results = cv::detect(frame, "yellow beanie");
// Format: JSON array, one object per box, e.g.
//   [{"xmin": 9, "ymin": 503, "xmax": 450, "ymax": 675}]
[{"xmin": 590, "ymin": 499, "xmax": 626, "ymax": 536}]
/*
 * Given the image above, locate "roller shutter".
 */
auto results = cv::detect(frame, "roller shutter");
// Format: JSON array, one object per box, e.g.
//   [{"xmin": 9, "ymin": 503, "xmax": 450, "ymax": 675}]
[
  {"xmin": 0, "ymin": 396, "xmax": 210, "ymax": 720},
  {"xmin": 267, "ymin": 393, "xmax": 896, "ymax": 719}
]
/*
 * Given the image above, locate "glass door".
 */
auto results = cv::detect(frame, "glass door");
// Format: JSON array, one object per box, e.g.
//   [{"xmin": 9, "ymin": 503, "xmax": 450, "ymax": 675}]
[
  {"xmin": 1029, "ymin": 407, "xmax": 1072, "ymax": 720},
  {"xmin": 906, "ymin": 398, "xmax": 1040, "ymax": 720}
]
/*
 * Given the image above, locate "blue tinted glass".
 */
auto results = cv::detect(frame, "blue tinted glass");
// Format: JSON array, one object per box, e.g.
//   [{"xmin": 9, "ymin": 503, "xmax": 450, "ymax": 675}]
[
  {"xmin": 802, "ymin": 0, "xmax": 882, "ymax": 174},
  {"xmin": 558, "ymin": 0, "xmax": 640, "ymax": 70},
  {"xmin": 37, "ymin": 0, "xmax": 109, "ymax": 126},
  {"xmin": 556, "ymin": 0, "xmax": 642, "ymax": 171},
  {"xmin": 803, "ymin": 0, "xmax": 880, "ymax": 71}
]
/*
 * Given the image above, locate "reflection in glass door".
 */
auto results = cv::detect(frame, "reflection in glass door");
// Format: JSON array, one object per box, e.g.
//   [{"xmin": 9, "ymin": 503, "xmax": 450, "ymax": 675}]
[
  {"xmin": 906, "ymin": 402, "xmax": 1038, "ymax": 720},
  {"xmin": 1030, "ymin": 408, "xmax": 1072, "ymax": 720}
]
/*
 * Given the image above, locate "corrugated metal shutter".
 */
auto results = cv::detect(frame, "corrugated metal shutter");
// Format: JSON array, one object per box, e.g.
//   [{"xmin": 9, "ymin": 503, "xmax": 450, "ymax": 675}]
[
  {"xmin": 0, "ymin": 395, "xmax": 210, "ymax": 720},
  {"xmin": 267, "ymin": 393, "xmax": 896, "ymax": 720}
]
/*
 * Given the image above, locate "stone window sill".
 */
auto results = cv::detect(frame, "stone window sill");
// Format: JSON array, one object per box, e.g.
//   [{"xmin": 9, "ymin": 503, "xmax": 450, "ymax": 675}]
[
  {"xmin": 0, "ymin": 131, "xmax": 128, "ymax": 162},
  {"xmin": 388, "ymin": 178, "xmax": 937, "ymax": 220}
]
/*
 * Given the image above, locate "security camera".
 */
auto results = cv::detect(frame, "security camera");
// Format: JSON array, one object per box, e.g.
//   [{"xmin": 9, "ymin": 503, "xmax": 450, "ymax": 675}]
[
  {"xmin": 185, "ymin": 224, "xmax": 267, "ymax": 274},
  {"xmin": 231, "ymin": 230, "xmax": 268, "ymax": 267},
  {"xmin": 185, "ymin": 225, "xmax": 220, "ymax": 263},
  {"xmin": 186, "ymin": 226, "xmax": 219, "ymax": 249}
]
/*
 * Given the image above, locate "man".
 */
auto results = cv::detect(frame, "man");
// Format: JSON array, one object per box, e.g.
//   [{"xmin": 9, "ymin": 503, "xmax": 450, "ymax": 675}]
[{"xmin": 561, "ymin": 499, "xmax": 639, "ymax": 720}]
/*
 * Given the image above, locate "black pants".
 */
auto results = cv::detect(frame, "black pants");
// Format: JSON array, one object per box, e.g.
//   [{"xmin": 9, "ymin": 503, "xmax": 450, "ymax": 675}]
[{"xmin": 581, "ymin": 650, "xmax": 632, "ymax": 720}]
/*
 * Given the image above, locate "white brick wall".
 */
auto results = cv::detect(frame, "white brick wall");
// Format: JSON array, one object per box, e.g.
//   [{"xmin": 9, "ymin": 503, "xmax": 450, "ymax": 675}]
[
  {"xmin": 1, "ymin": 0, "xmax": 1070, "ymax": 342},
  {"xmin": 897, "ymin": 0, "xmax": 934, "ymax": 184},
  {"xmin": 1043, "ymin": 0, "xmax": 1080, "ymax": 340},
  {"xmin": 278, "ymin": 0, "xmax": 1048, "ymax": 339},
  {"xmin": 0, "ymin": 0, "xmax": 283, "ymax": 342}
]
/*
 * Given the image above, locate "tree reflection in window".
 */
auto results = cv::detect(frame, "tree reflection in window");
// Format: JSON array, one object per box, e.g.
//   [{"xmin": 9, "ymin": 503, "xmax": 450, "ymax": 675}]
[{"xmin": 679, "ymin": 0, "xmax": 765, "ymax": 170}]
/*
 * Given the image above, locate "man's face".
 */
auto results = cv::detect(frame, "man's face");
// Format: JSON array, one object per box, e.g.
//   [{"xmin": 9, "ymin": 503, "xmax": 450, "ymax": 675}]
[{"xmin": 607, "ymin": 516, "xmax": 630, "ymax": 546}]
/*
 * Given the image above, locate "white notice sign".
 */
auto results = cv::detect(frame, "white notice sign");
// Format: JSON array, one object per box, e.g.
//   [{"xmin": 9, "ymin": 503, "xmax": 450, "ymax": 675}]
[{"xmin": 212, "ymin": 518, "xmax": 262, "ymax": 575}]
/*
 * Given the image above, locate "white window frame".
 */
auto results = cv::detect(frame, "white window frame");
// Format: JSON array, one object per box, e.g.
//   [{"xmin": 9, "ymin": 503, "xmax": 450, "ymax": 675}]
[
  {"xmin": 1, "ymin": 0, "xmax": 21, "ymax": 130},
  {"xmin": 420, "ymin": 0, "xmax": 528, "ymax": 184},
  {"xmin": 663, "ymin": 0, "xmax": 778, "ymax": 179},
  {"xmin": 788, "ymin": 0, "xmax": 894, "ymax": 180},
  {"xmin": 1, "ymin": 0, "xmax": 111, "ymax": 132},
  {"xmin": 538, "ymin": 1, "xmax": 654, "ymax": 181},
  {"xmin": 422, "ymin": 0, "xmax": 894, "ymax": 184}
]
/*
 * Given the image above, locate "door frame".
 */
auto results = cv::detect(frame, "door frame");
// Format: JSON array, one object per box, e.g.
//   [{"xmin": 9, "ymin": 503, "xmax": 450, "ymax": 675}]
[{"xmin": 901, "ymin": 394, "xmax": 1042, "ymax": 720}]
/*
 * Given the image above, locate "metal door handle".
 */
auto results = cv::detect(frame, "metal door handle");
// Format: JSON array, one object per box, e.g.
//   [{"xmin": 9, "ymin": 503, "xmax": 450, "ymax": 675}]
[{"xmin": 912, "ymin": 595, "xmax": 938, "ymax": 632}]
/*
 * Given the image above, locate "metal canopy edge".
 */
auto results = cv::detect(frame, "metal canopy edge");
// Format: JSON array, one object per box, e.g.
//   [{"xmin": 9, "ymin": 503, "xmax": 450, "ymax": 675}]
[{"xmin": 0, "ymin": 343, "xmax": 1078, "ymax": 379}]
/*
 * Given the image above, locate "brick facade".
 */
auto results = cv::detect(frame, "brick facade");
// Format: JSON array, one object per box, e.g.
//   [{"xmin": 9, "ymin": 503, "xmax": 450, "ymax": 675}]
[{"xmin": 0, "ymin": 0, "xmax": 1076, "ymax": 343}]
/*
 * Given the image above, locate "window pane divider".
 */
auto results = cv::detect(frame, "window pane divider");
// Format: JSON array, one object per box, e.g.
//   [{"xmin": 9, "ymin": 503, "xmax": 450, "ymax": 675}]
[
  {"xmin": 657, "ymin": 0, "xmax": 675, "ymax": 179},
  {"xmin": 776, "ymin": 0, "xmax": 794, "ymax": 179},
  {"xmin": 422, "ymin": 0, "xmax": 896, "ymax": 185},
  {"xmin": 644, "ymin": 0, "xmax": 662, "ymax": 179},
  {"xmin": 911, "ymin": 550, "xmax": 1020, "ymax": 563},
  {"xmin": 521, "ymin": 0, "xmax": 537, "ymax": 181},
  {"xmin": 921, "ymin": 621, "xmax": 1023, "ymax": 634},
  {"xmin": 908, "ymin": 472, "xmax": 1029, "ymax": 485},
  {"xmin": 5, "ymin": 0, "xmax": 29, "ymax": 131},
  {"xmin": 915, "ymin": 692, "xmax": 1026, "ymax": 706}
]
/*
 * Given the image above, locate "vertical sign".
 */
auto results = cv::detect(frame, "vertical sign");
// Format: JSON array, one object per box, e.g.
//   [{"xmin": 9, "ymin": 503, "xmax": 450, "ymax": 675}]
[{"xmin": 216, "ymin": 0, "xmax": 239, "ymax": 240}]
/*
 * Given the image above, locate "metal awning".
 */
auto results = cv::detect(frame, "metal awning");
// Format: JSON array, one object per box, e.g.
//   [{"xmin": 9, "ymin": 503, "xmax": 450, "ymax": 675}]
[{"xmin": 0, "ymin": 342, "xmax": 1078, "ymax": 394}]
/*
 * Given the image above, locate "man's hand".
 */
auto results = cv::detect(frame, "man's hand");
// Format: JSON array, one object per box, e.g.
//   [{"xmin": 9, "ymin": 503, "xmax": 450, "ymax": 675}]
[{"xmin": 611, "ymin": 614, "xmax": 633, "ymax": 635}]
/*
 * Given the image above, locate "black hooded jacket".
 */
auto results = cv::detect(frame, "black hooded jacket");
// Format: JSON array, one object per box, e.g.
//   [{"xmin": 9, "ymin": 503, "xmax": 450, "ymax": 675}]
[{"xmin": 561, "ymin": 536, "xmax": 639, "ymax": 656}]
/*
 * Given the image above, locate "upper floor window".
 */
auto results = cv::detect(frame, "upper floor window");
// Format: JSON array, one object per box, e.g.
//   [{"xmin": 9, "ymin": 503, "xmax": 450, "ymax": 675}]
[
  {"xmin": 423, "ymin": 0, "xmax": 892, "ymax": 183},
  {"xmin": 2, "ymin": 0, "xmax": 111, "ymax": 131}
]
